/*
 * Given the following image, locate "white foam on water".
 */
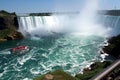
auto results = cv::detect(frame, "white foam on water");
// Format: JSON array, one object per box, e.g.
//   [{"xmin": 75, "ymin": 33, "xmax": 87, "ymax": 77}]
[
  {"xmin": 17, "ymin": 47, "xmax": 38, "ymax": 65},
  {"xmin": 30, "ymin": 68, "xmax": 40, "ymax": 75},
  {"xmin": 0, "ymin": 35, "xmax": 105, "ymax": 79},
  {"xmin": 0, "ymin": 49, "xmax": 11, "ymax": 55},
  {"xmin": 0, "ymin": 66, "xmax": 8, "ymax": 78},
  {"xmin": 23, "ymin": 78, "xmax": 32, "ymax": 80},
  {"xmin": 17, "ymin": 58, "xmax": 26, "ymax": 65},
  {"xmin": 32, "ymin": 35, "xmax": 103, "ymax": 75},
  {"xmin": 0, "ymin": 71, "xmax": 5, "ymax": 78},
  {"xmin": 1, "ymin": 0, "xmax": 115, "ymax": 79},
  {"xmin": 100, "ymin": 53, "xmax": 109, "ymax": 62},
  {"xmin": 30, "ymin": 36, "xmax": 41, "ymax": 40},
  {"xmin": 17, "ymin": 54, "xmax": 32, "ymax": 65}
]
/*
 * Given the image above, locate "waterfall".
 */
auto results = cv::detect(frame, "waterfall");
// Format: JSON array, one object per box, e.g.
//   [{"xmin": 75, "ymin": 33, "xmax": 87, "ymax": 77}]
[
  {"xmin": 18, "ymin": 15, "xmax": 120, "ymax": 37},
  {"xmin": 18, "ymin": 0, "xmax": 120, "ymax": 38},
  {"xmin": 100, "ymin": 15, "xmax": 120, "ymax": 36},
  {"xmin": 18, "ymin": 16, "xmax": 62, "ymax": 37}
]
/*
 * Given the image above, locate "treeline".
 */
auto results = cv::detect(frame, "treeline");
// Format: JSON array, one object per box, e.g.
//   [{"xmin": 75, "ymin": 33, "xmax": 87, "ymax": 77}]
[
  {"xmin": 29, "ymin": 13, "xmax": 52, "ymax": 16},
  {"xmin": 99, "ymin": 10, "xmax": 120, "ymax": 16},
  {"xmin": 0, "ymin": 10, "xmax": 16, "ymax": 16},
  {"xmin": 29, "ymin": 10, "xmax": 120, "ymax": 16},
  {"xmin": 29, "ymin": 12, "xmax": 79, "ymax": 16},
  {"xmin": 1, "ymin": 10, "xmax": 120, "ymax": 16}
]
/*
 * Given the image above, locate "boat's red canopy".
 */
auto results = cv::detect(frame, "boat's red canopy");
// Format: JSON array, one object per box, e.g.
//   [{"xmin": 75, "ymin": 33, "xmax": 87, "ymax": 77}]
[{"xmin": 12, "ymin": 46, "xmax": 27, "ymax": 51}]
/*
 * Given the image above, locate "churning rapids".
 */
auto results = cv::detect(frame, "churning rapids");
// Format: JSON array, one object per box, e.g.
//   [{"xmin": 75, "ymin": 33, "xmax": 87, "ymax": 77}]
[
  {"xmin": 0, "ymin": 15, "xmax": 120, "ymax": 80},
  {"xmin": 1, "ymin": 0, "xmax": 120, "ymax": 79}
]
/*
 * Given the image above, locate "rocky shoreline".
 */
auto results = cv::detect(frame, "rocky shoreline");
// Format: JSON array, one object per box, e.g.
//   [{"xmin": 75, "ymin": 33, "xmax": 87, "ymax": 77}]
[
  {"xmin": 102, "ymin": 35, "xmax": 120, "ymax": 59},
  {"xmin": 99, "ymin": 35, "xmax": 120, "ymax": 80},
  {"xmin": 34, "ymin": 61, "xmax": 113, "ymax": 80}
]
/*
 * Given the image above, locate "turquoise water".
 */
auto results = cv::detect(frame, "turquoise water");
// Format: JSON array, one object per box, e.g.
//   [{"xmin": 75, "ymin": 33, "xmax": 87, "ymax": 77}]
[
  {"xmin": 0, "ymin": 15, "xmax": 120, "ymax": 80},
  {"xmin": 0, "ymin": 34, "xmax": 105, "ymax": 80}
]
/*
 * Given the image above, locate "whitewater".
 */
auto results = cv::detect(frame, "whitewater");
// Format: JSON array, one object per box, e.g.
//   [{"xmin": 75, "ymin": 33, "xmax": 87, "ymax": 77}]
[{"xmin": 1, "ymin": 0, "xmax": 120, "ymax": 80}]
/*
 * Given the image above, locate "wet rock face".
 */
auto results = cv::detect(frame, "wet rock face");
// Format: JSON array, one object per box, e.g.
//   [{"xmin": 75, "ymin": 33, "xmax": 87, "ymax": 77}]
[
  {"xmin": 0, "ymin": 17, "xmax": 7, "ymax": 30},
  {"xmin": 0, "ymin": 16, "xmax": 18, "ymax": 29},
  {"xmin": 14, "ymin": 17, "xmax": 19, "ymax": 29},
  {"xmin": 102, "ymin": 35, "xmax": 120, "ymax": 59},
  {"xmin": 0, "ymin": 10, "xmax": 19, "ymax": 30},
  {"xmin": 0, "ymin": 10, "xmax": 23, "ymax": 41}
]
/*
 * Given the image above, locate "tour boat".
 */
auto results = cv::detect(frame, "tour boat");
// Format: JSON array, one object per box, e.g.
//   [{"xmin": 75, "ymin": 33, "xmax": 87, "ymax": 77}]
[{"xmin": 11, "ymin": 46, "xmax": 29, "ymax": 54}]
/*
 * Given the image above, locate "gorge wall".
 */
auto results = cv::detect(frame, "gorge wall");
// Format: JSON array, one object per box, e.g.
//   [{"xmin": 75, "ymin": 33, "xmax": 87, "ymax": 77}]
[{"xmin": 0, "ymin": 10, "xmax": 23, "ymax": 41}]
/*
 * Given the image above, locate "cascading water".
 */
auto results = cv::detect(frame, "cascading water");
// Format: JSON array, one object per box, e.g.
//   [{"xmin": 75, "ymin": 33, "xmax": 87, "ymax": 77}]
[
  {"xmin": 18, "ymin": 0, "xmax": 120, "ymax": 37},
  {"xmin": 101, "ymin": 15, "xmax": 120, "ymax": 36},
  {"xmin": 18, "ymin": 15, "xmax": 120, "ymax": 37},
  {"xmin": 18, "ymin": 16, "xmax": 104, "ymax": 36},
  {"xmin": 18, "ymin": 16, "xmax": 61, "ymax": 37},
  {"xmin": 1, "ymin": 0, "xmax": 120, "ymax": 80}
]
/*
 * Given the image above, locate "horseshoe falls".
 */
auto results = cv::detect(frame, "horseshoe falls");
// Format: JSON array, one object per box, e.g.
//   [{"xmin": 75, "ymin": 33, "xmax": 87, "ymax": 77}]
[
  {"xmin": 1, "ymin": 1, "xmax": 120, "ymax": 80},
  {"xmin": 0, "ymin": 15, "xmax": 120, "ymax": 80}
]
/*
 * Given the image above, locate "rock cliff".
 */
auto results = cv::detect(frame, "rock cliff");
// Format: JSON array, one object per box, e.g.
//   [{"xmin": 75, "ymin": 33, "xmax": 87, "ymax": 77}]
[
  {"xmin": 102, "ymin": 35, "xmax": 120, "ymax": 59},
  {"xmin": 0, "ymin": 10, "xmax": 23, "ymax": 41}
]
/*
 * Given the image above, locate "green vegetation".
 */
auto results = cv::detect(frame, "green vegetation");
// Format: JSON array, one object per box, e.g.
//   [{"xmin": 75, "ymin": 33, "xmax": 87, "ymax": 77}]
[
  {"xmin": 106, "ymin": 10, "xmax": 120, "ymax": 16},
  {"xmin": 29, "ymin": 13, "xmax": 52, "ymax": 16},
  {"xmin": 0, "ymin": 26, "xmax": 15, "ymax": 38},
  {"xmin": 75, "ymin": 61, "xmax": 112, "ymax": 80},
  {"xmin": 34, "ymin": 69, "xmax": 78, "ymax": 80},
  {"xmin": 0, "ymin": 10, "xmax": 16, "ymax": 17},
  {"xmin": 98, "ymin": 10, "xmax": 120, "ymax": 16},
  {"xmin": 34, "ymin": 61, "xmax": 112, "ymax": 80},
  {"xmin": 0, "ymin": 27, "xmax": 23, "ymax": 41},
  {"xmin": 0, "ymin": 10, "xmax": 10, "ymax": 16}
]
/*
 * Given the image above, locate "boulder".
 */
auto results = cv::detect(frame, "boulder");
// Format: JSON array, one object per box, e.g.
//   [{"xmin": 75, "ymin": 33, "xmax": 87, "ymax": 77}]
[{"xmin": 45, "ymin": 74, "xmax": 54, "ymax": 80}]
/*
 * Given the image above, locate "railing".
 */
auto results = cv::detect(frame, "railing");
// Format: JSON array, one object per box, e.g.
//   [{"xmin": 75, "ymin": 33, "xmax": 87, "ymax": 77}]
[{"xmin": 90, "ymin": 59, "xmax": 120, "ymax": 80}]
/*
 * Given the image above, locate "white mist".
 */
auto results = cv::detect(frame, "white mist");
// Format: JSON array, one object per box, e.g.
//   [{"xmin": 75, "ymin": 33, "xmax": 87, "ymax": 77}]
[
  {"xmin": 18, "ymin": 0, "xmax": 110, "ymax": 37},
  {"xmin": 74, "ymin": 0, "xmax": 108, "ymax": 36}
]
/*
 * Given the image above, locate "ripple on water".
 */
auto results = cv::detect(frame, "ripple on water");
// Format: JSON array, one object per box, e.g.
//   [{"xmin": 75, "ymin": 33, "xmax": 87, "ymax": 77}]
[{"xmin": 0, "ymin": 35, "xmax": 105, "ymax": 80}]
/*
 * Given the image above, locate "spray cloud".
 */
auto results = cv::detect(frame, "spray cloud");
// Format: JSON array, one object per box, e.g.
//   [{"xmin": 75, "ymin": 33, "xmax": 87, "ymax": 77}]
[{"xmin": 18, "ymin": 0, "xmax": 110, "ymax": 37}]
